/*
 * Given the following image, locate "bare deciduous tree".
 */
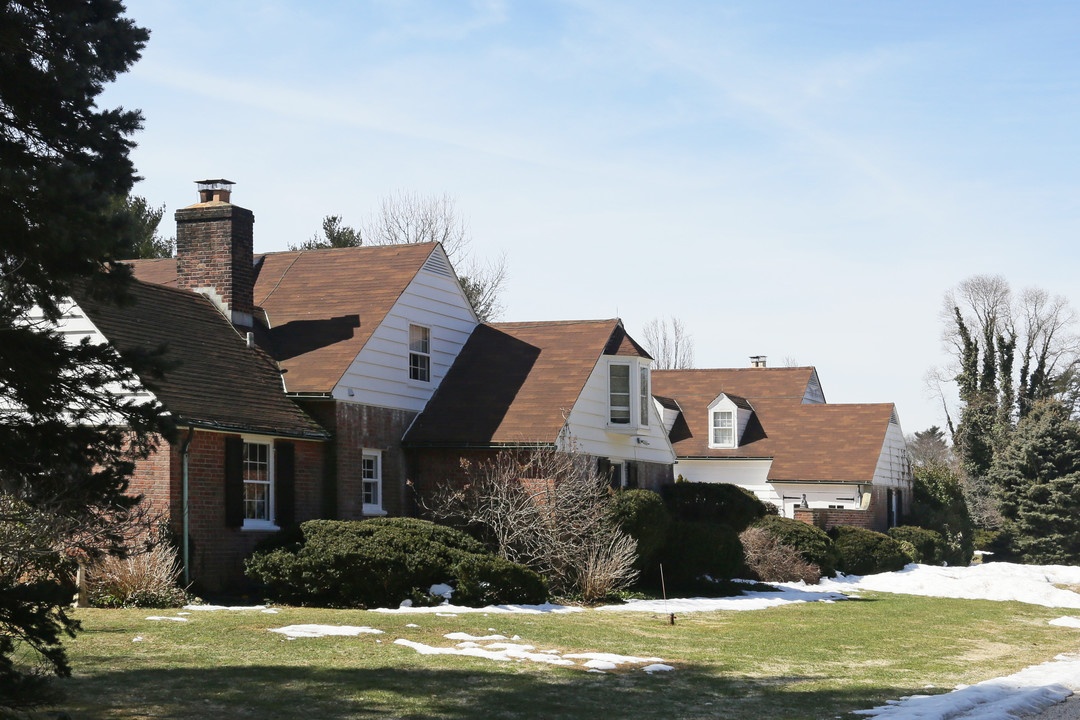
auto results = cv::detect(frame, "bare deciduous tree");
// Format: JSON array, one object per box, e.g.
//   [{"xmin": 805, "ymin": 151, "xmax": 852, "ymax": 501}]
[
  {"xmin": 421, "ymin": 446, "xmax": 638, "ymax": 601},
  {"xmin": 363, "ymin": 191, "xmax": 508, "ymax": 322},
  {"xmin": 641, "ymin": 316, "xmax": 695, "ymax": 370}
]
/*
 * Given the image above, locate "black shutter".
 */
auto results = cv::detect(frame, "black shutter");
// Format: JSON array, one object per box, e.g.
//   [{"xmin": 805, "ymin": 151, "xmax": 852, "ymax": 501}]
[
  {"xmin": 275, "ymin": 440, "xmax": 295, "ymax": 527},
  {"xmin": 597, "ymin": 457, "xmax": 614, "ymax": 489},
  {"xmin": 626, "ymin": 461, "xmax": 639, "ymax": 489},
  {"xmin": 224, "ymin": 436, "xmax": 244, "ymax": 528}
]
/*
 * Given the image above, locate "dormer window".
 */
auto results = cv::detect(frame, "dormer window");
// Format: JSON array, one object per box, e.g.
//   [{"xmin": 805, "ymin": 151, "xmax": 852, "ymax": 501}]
[
  {"xmin": 607, "ymin": 360, "xmax": 651, "ymax": 429},
  {"xmin": 609, "ymin": 363, "xmax": 631, "ymax": 424},
  {"xmin": 707, "ymin": 393, "xmax": 750, "ymax": 449},
  {"xmin": 712, "ymin": 410, "xmax": 734, "ymax": 447}
]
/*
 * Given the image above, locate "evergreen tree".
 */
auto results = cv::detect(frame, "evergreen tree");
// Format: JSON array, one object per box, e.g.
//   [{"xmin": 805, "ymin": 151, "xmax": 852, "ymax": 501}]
[
  {"xmin": 115, "ymin": 195, "xmax": 174, "ymax": 259},
  {"xmin": 289, "ymin": 214, "xmax": 362, "ymax": 250},
  {"xmin": 907, "ymin": 462, "xmax": 974, "ymax": 566},
  {"xmin": 989, "ymin": 400, "xmax": 1080, "ymax": 565},
  {"xmin": 0, "ymin": 0, "xmax": 170, "ymax": 700}
]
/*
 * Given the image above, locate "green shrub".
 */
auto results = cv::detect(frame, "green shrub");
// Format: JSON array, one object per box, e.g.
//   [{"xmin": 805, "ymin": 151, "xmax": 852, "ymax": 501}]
[
  {"xmin": 753, "ymin": 515, "xmax": 836, "ymax": 576},
  {"xmin": 909, "ymin": 463, "xmax": 975, "ymax": 566},
  {"xmin": 452, "ymin": 555, "xmax": 548, "ymax": 606},
  {"xmin": 661, "ymin": 482, "xmax": 767, "ymax": 531},
  {"xmin": 245, "ymin": 518, "xmax": 544, "ymax": 609},
  {"xmin": 888, "ymin": 526, "xmax": 945, "ymax": 564},
  {"xmin": 830, "ymin": 526, "xmax": 909, "ymax": 576},
  {"xmin": 609, "ymin": 489, "xmax": 671, "ymax": 570},
  {"xmin": 659, "ymin": 521, "xmax": 744, "ymax": 591}
]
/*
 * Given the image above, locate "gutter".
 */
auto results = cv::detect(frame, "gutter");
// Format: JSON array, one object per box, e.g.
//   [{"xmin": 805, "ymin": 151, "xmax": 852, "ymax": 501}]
[{"xmin": 179, "ymin": 425, "xmax": 195, "ymax": 587}]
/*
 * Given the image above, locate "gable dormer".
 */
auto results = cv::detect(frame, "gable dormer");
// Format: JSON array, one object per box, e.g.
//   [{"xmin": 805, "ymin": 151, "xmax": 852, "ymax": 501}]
[{"xmin": 707, "ymin": 393, "xmax": 754, "ymax": 449}]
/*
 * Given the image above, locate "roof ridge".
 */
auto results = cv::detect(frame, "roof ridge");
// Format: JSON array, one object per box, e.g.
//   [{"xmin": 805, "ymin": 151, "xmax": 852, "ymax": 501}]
[{"xmin": 258, "ymin": 241, "xmax": 439, "ymax": 258}]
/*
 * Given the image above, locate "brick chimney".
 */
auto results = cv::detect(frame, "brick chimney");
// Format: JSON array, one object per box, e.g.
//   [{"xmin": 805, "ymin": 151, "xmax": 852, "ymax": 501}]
[{"xmin": 175, "ymin": 179, "xmax": 254, "ymax": 328}]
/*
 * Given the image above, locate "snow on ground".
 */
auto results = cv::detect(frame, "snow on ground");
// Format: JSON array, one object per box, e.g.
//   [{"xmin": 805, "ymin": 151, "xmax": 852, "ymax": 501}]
[
  {"xmin": 854, "ymin": 654, "xmax": 1080, "ymax": 720},
  {"xmin": 269, "ymin": 625, "xmax": 384, "ymax": 639},
  {"xmin": 393, "ymin": 634, "xmax": 666, "ymax": 672},
  {"xmin": 793, "ymin": 562, "xmax": 1080, "ymax": 609},
  {"xmin": 183, "ymin": 604, "xmax": 275, "ymax": 612},
  {"xmin": 145, "ymin": 615, "xmax": 188, "ymax": 622},
  {"xmin": 1050, "ymin": 617, "xmax": 1080, "ymax": 629}
]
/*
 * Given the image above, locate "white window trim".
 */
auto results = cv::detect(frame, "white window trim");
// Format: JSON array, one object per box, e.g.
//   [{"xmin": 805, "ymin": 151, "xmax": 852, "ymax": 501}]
[
  {"xmin": 607, "ymin": 361, "xmax": 632, "ymax": 427},
  {"xmin": 639, "ymin": 365, "xmax": 650, "ymax": 427},
  {"xmin": 606, "ymin": 359, "xmax": 651, "ymax": 432},
  {"xmin": 362, "ymin": 449, "xmax": 387, "ymax": 516},
  {"xmin": 408, "ymin": 323, "xmax": 432, "ymax": 384},
  {"xmin": 242, "ymin": 436, "xmax": 278, "ymax": 531}
]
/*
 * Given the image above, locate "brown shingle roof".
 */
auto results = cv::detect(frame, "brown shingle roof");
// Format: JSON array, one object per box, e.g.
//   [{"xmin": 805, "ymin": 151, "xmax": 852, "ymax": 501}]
[
  {"xmin": 131, "ymin": 243, "xmax": 440, "ymax": 393},
  {"xmin": 404, "ymin": 319, "xmax": 625, "ymax": 446},
  {"xmin": 651, "ymin": 368, "xmax": 894, "ymax": 484},
  {"xmin": 75, "ymin": 280, "xmax": 328, "ymax": 439}
]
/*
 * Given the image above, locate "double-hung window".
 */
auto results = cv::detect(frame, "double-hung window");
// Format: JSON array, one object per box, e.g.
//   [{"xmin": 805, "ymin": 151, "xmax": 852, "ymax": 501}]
[
  {"xmin": 362, "ymin": 450, "xmax": 384, "ymax": 515},
  {"xmin": 243, "ymin": 441, "xmax": 273, "ymax": 526},
  {"xmin": 409, "ymin": 324, "xmax": 430, "ymax": 382},
  {"xmin": 639, "ymin": 366, "xmax": 650, "ymax": 426},
  {"xmin": 608, "ymin": 364, "xmax": 631, "ymax": 424},
  {"xmin": 712, "ymin": 410, "xmax": 734, "ymax": 447}
]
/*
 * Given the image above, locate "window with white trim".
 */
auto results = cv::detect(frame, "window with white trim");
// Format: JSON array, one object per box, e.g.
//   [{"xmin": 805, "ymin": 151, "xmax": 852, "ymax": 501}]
[
  {"xmin": 409, "ymin": 324, "xmax": 430, "ymax": 382},
  {"xmin": 639, "ymin": 366, "xmax": 650, "ymax": 426},
  {"xmin": 243, "ymin": 441, "xmax": 274, "ymax": 527},
  {"xmin": 608, "ymin": 363, "xmax": 631, "ymax": 424},
  {"xmin": 712, "ymin": 410, "xmax": 734, "ymax": 447},
  {"xmin": 362, "ymin": 450, "xmax": 383, "ymax": 514}
]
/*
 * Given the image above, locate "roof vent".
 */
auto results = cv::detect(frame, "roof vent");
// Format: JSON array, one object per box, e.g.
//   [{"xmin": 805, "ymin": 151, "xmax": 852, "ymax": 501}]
[
  {"xmin": 196, "ymin": 178, "xmax": 235, "ymax": 203},
  {"xmin": 750, "ymin": 355, "xmax": 767, "ymax": 368}
]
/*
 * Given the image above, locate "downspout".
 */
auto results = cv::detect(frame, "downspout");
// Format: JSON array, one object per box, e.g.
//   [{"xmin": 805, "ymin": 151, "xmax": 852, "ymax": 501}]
[{"xmin": 180, "ymin": 426, "xmax": 195, "ymax": 587}]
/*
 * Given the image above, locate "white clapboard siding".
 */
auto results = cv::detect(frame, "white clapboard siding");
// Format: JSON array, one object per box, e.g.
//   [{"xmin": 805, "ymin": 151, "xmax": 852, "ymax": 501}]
[
  {"xmin": 672, "ymin": 458, "xmax": 774, "ymax": 499},
  {"xmin": 28, "ymin": 300, "xmax": 159, "ymax": 408},
  {"xmin": 561, "ymin": 359, "xmax": 675, "ymax": 465},
  {"xmin": 803, "ymin": 369, "xmax": 826, "ymax": 404},
  {"xmin": 871, "ymin": 414, "xmax": 912, "ymax": 489},
  {"xmin": 333, "ymin": 257, "xmax": 478, "ymax": 412}
]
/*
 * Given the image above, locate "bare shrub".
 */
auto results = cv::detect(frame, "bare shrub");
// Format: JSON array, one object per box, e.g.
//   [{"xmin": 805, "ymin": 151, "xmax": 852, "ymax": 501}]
[
  {"xmin": 86, "ymin": 541, "xmax": 186, "ymax": 608},
  {"xmin": 739, "ymin": 527, "xmax": 821, "ymax": 584},
  {"xmin": 422, "ymin": 447, "xmax": 638, "ymax": 601}
]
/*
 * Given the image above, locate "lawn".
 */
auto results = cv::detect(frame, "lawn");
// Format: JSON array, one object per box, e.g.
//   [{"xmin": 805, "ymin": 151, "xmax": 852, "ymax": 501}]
[{"xmin": 41, "ymin": 593, "xmax": 1080, "ymax": 720}]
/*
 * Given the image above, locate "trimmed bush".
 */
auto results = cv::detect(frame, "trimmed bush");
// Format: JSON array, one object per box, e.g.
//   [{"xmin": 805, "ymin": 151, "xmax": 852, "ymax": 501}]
[
  {"xmin": 739, "ymin": 527, "xmax": 821, "ymax": 584},
  {"xmin": 753, "ymin": 515, "xmax": 836, "ymax": 576},
  {"xmin": 452, "ymin": 555, "xmax": 548, "ymax": 606},
  {"xmin": 609, "ymin": 489, "xmax": 671, "ymax": 570},
  {"xmin": 245, "ymin": 517, "xmax": 541, "ymax": 609},
  {"xmin": 659, "ymin": 521, "xmax": 744, "ymax": 591},
  {"xmin": 888, "ymin": 526, "xmax": 945, "ymax": 564},
  {"xmin": 830, "ymin": 526, "xmax": 909, "ymax": 576},
  {"xmin": 661, "ymin": 482, "xmax": 767, "ymax": 531}
]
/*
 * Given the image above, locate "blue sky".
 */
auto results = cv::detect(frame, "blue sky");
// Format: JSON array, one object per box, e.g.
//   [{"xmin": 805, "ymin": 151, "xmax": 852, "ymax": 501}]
[{"xmin": 103, "ymin": 1, "xmax": 1080, "ymax": 435}]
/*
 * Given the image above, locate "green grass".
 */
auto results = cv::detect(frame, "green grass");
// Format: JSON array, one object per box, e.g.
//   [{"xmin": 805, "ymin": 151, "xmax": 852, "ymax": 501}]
[{"xmin": 39, "ymin": 593, "xmax": 1080, "ymax": 719}]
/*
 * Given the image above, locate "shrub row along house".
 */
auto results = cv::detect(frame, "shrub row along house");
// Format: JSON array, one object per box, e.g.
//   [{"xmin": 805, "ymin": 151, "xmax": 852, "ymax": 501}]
[{"xmin": 58, "ymin": 181, "xmax": 913, "ymax": 591}]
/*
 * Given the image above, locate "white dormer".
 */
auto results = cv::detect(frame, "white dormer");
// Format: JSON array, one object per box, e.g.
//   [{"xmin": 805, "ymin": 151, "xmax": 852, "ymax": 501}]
[{"xmin": 707, "ymin": 393, "xmax": 753, "ymax": 449}]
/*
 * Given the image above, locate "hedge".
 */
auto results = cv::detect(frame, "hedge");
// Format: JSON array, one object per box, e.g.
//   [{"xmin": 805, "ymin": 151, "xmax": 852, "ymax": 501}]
[
  {"xmin": 661, "ymin": 482, "xmax": 767, "ymax": 531},
  {"xmin": 830, "ymin": 525, "xmax": 909, "ymax": 576}
]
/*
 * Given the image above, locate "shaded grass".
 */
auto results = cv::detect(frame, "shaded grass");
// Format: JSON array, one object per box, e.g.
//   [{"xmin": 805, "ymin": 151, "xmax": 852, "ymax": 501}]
[{"xmin": 42, "ymin": 592, "xmax": 1080, "ymax": 719}]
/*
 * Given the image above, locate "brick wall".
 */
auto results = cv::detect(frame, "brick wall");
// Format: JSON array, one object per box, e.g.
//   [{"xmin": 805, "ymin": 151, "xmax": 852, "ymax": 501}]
[
  {"xmin": 334, "ymin": 403, "xmax": 417, "ymax": 519},
  {"xmin": 129, "ymin": 429, "xmax": 326, "ymax": 593},
  {"xmin": 793, "ymin": 490, "xmax": 883, "ymax": 532},
  {"xmin": 175, "ymin": 203, "xmax": 254, "ymax": 319}
]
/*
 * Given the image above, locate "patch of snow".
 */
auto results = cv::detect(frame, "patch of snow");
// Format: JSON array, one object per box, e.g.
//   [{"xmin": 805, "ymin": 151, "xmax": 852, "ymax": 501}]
[
  {"xmin": 269, "ymin": 625, "xmax": 384, "ymax": 639},
  {"xmin": 405, "ymin": 623, "xmax": 420, "ymax": 628},
  {"xmin": 583, "ymin": 659, "xmax": 617, "ymax": 670},
  {"xmin": 804, "ymin": 563, "xmax": 1080, "ymax": 609},
  {"xmin": 445, "ymin": 632, "xmax": 508, "ymax": 641},
  {"xmin": 261, "ymin": 609, "xmax": 279, "ymax": 614},
  {"xmin": 643, "ymin": 664, "xmax": 674, "ymax": 673},
  {"xmin": 1049, "ymin": 617, "xmax": 1080, "ymax": 628},
  {"xmin": 854, "ymin": 653, "xmax": 1080, "ymax": 719},
  {"xmin": 132, "ymin": 636, "xmax": 143, "ymax": 642},
  {"xmin": 429, "ymin": 583, "xmax": 454, "ymax": 598},
  {"xmin": 563, "ymin": 652, "xmax": 664, "ymax": 666},
  {"xmin": 176, "ymin": 612, "xmax": 191, "ymax": 616},
  {"xmin": 372, "ymin": 602, "xmax": 582, "ymax": 615},
  {"xmin": 145, "ymin": 616, "xmax": 188, "ymax": 622},
  {"xmin": 394, "ymin": 638, "xmax": 577, "ymax": 666}
]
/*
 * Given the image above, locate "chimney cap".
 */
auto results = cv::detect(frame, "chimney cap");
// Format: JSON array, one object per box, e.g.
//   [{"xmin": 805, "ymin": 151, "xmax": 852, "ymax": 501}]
[
  {"xmin": 196, "ymin": 179, "xmax": 235, "ymax": 190},
  {"xmin": 750, "ymin": 355, "xmax": 767, "ymax": 368}
]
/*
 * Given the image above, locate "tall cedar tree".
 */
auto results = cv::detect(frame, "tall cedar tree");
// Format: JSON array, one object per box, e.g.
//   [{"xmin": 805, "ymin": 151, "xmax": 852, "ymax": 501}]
[
  {"xmin": 989, "ymin": 400, "xmax": 1080, "ymax": 565},
  {"xmin": 0, "ymin": 0, "xmax": 171, "ymax": 699}
]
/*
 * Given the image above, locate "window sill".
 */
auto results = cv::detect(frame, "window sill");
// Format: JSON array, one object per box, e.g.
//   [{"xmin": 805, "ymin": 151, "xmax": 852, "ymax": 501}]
[
  {"xmin": 362, "ymin": 506, "xmax": 388, "ymax": 517},
  {"xmin": 605, "ymin": 424, "xmax": 642, "ymax": 435},
  {"xmin": 241, "ymin": 522, "xmax": 280, "ymax": 532}
]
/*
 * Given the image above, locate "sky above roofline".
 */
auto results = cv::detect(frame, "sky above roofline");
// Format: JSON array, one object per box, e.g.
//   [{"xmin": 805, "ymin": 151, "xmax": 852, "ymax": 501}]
[{"xmin": 102, "ymin": 1, "xmax": 1080, "ymax": 435}]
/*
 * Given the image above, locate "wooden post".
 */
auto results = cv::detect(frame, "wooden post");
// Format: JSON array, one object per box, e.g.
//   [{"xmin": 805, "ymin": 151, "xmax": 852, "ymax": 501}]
[{"xmin": 74, "ymin": 563, "xmax": 89, "ymax": 608}]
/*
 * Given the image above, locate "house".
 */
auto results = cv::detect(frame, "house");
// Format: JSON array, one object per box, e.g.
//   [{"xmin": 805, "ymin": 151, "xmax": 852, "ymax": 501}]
[
  {"xmin": 650, "ymin": 361, "xmax": 912, "ymax": 532},
  {"xmin": 61, "ymin": 179, "xmax": 670, "ymax": 591},
  {"xmin": 403, "ymin": 319, "xmax": 676, "ymax": 492}
]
